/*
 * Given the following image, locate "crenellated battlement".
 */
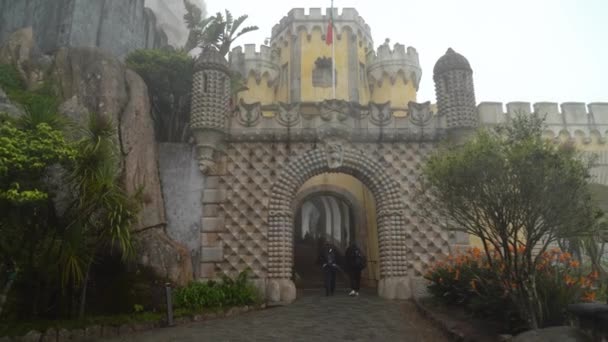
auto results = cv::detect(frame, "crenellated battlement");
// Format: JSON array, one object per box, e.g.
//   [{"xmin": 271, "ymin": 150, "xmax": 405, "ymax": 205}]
[
  {"xmin": 270, "ymin": 8, "xmax": 373, "ymax": 46},
  {"xmin": 367, "ymin": 43, "xmax": 422, "ymax": 90},
  {"xmin": 478, "ymin": 101, "xmax": 608, "ymax": 142},
  {"xmin": 229, "ymin": 44, "xmax": 280, "ymax": 87},
  {"xmin": 373, "ymin": 43, "xmax": 419, "ymax": 62}
]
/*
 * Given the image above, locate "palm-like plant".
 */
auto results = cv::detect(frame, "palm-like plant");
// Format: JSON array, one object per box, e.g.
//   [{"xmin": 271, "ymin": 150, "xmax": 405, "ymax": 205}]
[
  {"xmin": 206, "ymin": 10, "xmax": 259, "ymax": 56},
  {"xmin": 62, "ymin": 113, "xmax": 140, "ymax": 318},
  {"xmin": 183, "ymin": 1, "xmax": 258, "ymax": 56}
]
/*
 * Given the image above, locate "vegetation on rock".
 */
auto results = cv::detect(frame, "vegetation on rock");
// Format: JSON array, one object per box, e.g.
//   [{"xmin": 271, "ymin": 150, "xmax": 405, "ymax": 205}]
[
  {"xmin": 0, "ymin": 63, "xmax": 141, "ymax": 322},
  {"xmin": 126, "ymin": 49, "xmax": 194, "ymax": 142}
]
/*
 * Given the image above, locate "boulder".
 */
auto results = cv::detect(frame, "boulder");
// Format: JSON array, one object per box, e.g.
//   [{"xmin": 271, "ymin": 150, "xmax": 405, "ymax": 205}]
[
  {"xmin": 512, "ymin": 326, "xmax": 589, "ymax": 342},
  {"xmin": 0, "ymin": 86, "xmax": 24, "ymax": 118},
  {"xmin": 0, "ymin": 27, "xmax": 35, "ymax": 79}
]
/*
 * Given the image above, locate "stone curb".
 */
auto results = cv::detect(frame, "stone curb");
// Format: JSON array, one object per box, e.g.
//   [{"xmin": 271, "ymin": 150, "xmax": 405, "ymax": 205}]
[
  {"xmin": 411, "ymin": 297, "xmax": 470, "ymax": 342},
  {"xmin": 1, "ymin": 304, "xmax": 267, "ymax": 342}
]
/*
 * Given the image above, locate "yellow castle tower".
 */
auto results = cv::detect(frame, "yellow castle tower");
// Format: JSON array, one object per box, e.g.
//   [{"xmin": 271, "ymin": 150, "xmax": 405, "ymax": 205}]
[{"xmin": 229, "ymin": 8, "xmax": 422, "ymax": 116}]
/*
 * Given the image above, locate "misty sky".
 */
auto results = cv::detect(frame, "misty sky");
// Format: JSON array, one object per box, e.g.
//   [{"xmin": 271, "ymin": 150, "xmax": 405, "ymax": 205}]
[{"xmin": 206, "ymin": 0, "xmax": 607, "ymax": 105}]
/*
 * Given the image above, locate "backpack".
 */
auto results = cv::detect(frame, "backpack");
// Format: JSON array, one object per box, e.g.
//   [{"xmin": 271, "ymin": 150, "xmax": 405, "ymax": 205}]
[{"xmin": 353, "ymin": 248, "xmax": 367, "ymax": 270}]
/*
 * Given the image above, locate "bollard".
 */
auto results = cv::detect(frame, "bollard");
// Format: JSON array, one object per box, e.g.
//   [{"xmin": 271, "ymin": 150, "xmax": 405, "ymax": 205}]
[{"xmin": 165, "ymin": 283, "xmax": 174, "ymax": 327}]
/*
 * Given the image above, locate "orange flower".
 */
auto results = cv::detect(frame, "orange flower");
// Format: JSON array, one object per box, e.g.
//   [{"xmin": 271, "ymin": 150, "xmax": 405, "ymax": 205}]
[
  {"xmin": 581, "ymin": 291, "xmax": 596, "ymax": 302},
  {"xmin": 564, "ymin": 274, "xmax": 576, "ymax": 286},
  {"xmin": 589, "ymin": 271, "xmax": 599, "ymax": 281},
  {"xmin": 470, "ymin": 247, "xmax": 482, "ymax": 259},
  {"xmin": 569, "ymin": 260, "xmax": 580, "ymax": 268},
  {"xmin": 559, "ymin": 252, "xmax": 572, "ymax": 262}
]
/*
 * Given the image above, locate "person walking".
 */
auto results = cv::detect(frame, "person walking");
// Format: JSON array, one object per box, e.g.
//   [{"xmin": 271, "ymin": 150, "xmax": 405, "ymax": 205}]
[
  {"xmin": 345, "ymin": 242, "xmax": 366, "ymax": 296},
  {"xmin": 319, "ymin": 242, "xmax": 339, "ymax": 296}
]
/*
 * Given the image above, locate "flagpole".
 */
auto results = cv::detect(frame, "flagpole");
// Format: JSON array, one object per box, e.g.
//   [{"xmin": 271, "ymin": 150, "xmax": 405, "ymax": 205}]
[{"xmin": 331, "ymin": 0, "xmax": 336, "ymax": 99}]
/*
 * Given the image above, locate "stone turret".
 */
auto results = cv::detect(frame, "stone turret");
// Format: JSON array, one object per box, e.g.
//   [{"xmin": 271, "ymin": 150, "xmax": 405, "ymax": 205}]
[
  {"xmin": 190, "ymin": 46, "xmax": 231, "ymax": 174},
  {"xmin": 433, "ymin": 48, "xmax": 477, "ymax": 132},
  {"xmin": 368, "ymin": 42, "xmax": 421, "ymax": 90}
]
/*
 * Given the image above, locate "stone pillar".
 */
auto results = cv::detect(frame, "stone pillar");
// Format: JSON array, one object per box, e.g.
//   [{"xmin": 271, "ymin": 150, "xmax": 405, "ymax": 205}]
[
  {"xmin": 266, "ymin": 210, "xmax": 296, "ymax": 304},
  {"xmin": 377, "ymin": 209, "xmax": 410, "ymax": 299},
  {"xmin": 200, "ymin": 175, "xmax": 226, "ymax": 279}
]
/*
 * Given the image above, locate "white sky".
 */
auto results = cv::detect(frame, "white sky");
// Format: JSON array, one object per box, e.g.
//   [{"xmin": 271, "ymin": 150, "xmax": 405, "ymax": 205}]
[{"xmin": 207, "ymin": 0, "xmax": 608, "ymax": 104}]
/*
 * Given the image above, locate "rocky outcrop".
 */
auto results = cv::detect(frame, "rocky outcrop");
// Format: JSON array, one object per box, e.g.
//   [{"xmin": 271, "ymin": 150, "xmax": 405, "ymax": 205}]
[
  {"xmin": 0, "ymin": 0, "xmax": 168, "ymax": 60},
  {"xmin": 0, "ymin": 28, "xmax": 193, "ymax": 286},
  {"xmin": 0, "ymin": 87, "xmax": 24, "ymax": 118}
]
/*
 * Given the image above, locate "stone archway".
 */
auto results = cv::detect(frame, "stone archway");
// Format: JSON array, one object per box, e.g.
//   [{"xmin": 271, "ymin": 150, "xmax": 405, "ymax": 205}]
[{"xmin": 266, "ymin": 144, "xmax": 411, "ymax": 302}]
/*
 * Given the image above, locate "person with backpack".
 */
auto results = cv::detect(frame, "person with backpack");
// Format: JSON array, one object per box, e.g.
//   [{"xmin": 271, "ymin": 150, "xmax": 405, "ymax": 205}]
[
  {"xmin": 345, "ymin": 241, "xmax": 366, "ymax": 296},
  {"xmin": 318, "ymin": 241, "xmax": 339, "ymax": 296}
]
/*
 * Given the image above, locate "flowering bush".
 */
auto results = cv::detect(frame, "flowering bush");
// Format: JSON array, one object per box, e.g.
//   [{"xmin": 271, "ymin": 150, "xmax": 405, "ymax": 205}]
[{"xmin": 425, "ymin": 247, "xmax": 599, "ymax": 331}]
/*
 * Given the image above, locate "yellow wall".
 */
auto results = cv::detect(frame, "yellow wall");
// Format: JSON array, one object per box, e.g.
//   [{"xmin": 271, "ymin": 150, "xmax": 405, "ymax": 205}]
[
  {"xmin": 357, "ymin": 38, "xmax": 370, "ymax": 105},
  {"xmin": 298, "ymin": 29, "xmax": 350, "ymax": 102},
  {"xmin": 274, "ymin": 38, "xmax": 291, "ymax": 103},
  {"xmin": 298, "ymin": 173, "xmax": 380, "ymax": 285},
  {"xmin": 237, "ymin": 73, "xmax": 275, "ymax": 105},
  {"xmin": 370, "ymin": 75, "xmax": 417, "ymax": 116}
]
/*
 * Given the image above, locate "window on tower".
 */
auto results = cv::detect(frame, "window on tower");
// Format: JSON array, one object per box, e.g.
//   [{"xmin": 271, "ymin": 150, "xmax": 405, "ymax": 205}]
[
  {"xmin": 281, "ymin": 63, "xmax": 288, "ymax": 88},
  {"xmin": 312, "ymin": 57, "xmax": 335, "ymax": 88},
  {"xmin": 359, "ymin": 63, "xmax": 366, "ymax": 83}
]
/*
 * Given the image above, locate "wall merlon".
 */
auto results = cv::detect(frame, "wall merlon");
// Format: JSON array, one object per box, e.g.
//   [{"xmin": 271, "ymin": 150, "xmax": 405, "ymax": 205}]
[
  {"xmin": 533, "ymin": 102, "xmax": 561, "ymax": 125},
  {"xmin": 590, "ymin": 103, "xmax": 608, "ymax": 125},
  {"xmin": 561, "ymin": 102, "xmax": 588, "ymax": 126},
  {"xmin": 477, "ymin": 102, "xmax": 505, "ymax": 124},
  {"xmin": 506, "ymin": 102, "xmax": 532, "ymax": 115}
]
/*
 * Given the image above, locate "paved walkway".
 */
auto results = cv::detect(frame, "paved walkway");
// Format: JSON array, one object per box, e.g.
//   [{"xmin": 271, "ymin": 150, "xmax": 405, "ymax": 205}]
[{"xmin": 101, "ymin": 289, "xmax": 448, "ymax": 342}]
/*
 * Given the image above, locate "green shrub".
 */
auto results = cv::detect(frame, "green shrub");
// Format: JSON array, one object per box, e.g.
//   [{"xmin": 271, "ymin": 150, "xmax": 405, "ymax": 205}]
[
  {"xmin": 174, "ymin": 271, "xmax": 259, "ymax": 311},
  {"xmin": 0, "ymin": 64, "xmax": 25, "ymax": 92}
]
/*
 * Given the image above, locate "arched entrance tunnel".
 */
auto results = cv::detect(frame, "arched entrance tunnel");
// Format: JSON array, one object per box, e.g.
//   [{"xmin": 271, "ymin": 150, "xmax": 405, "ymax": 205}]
[
  {"xmin": 265, "ymin": 144, "xmax": 416, "ymax": 303},
  {"xmin": 292, "ymin": 173, "xmax": 380, "ymax": 289}
]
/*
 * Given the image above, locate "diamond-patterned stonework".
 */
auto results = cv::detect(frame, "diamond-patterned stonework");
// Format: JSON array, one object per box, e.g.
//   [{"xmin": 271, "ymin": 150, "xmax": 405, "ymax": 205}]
[{"xmin": 215, "ymin": 141, "xmax": 451, "ymax": 280}]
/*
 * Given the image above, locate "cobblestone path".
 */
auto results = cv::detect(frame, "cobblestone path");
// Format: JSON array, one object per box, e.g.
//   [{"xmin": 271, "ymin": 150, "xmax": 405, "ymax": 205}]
[{"xmin": 101, "ymin": 289, "xmax": 448, "ymax": 342}]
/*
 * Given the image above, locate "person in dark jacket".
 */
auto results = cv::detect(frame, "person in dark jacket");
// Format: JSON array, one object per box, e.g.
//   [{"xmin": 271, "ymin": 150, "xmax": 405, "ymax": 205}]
[
  {"xmin": 318, "ymin": 241, "xmax": 339, "ymax": 296},
  {"xmin": 345, "ymin": 242, "xmax": 366, "ymax": 296}
]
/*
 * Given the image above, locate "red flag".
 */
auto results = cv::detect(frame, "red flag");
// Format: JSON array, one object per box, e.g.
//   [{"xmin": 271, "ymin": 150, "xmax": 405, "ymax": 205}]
[{"xmin": 326, "ymin": 19, "xmax": 333, "ymax": 45}]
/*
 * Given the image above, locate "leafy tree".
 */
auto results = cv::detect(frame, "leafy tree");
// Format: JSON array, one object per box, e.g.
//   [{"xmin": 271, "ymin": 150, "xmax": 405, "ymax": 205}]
[
  {"xmin": 422, "ymin": 114, "xmax": 600, "ymax": 329},
  {"xmin": 0, "ymin": 115, "xmax": 76, "ymax": 316},
  {"xmin": 126, "ymin": 49, "xmax": 194, "ymax": 142}
]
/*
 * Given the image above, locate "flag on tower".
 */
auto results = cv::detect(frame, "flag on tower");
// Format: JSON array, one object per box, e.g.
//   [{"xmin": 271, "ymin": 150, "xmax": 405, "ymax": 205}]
[{"xmin": 326, "ymin": 14, "xmax": 333, "ymax": 45}]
